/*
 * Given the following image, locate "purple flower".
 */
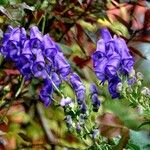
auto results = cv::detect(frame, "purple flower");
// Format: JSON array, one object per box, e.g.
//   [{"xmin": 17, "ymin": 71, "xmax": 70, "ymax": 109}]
[
  {"xmin": 91, "ymin": 94, "xmax": 101, "ymax": 112},
  {"xmin": 70, "ymin": 73, "xmax": 85, "ymax": 92},
  {"xmin": 76, "ymin": 90, "xmax": 85, "ymax": 104},
  {"xmin": 51, "ymin": 72, "xmax": 61, "ymax": 87},
  {"xmin": 128, "ymin": 77, "xmax": 136, "ymax": 85},
  {"xmin": 43, "ymin": 34, "xmax": 57, "ymax": 60},
  {"xmin": 1, "ymin": 27, "xmax": 26, "ymax": 60},
  {"xmin": 93, "ymin": 28, "xmax": 134, "ymax": 98},
  {"xmin": 40, "ymin": 78, "xmax": 53, "ymax": 107},
  {"xmin": 108, "ymin": 76, "xmax": 121, "ymax": 98},
  {"xmin": 90, "ymin": 83, "xmax": 99, "ymax": 94},
  {"xmin": 29, "ymin": 26, "xmax": 43, "ymax": 54},
  {"xmin": 31, "ymin": 50, "xmax": 47, "ymax": 79},
  {"xmin": 60, "ymin": 97, "xmax": 72, "ymax": 107},
  {"xmin": 80, "ymin": 102, "xmax": 87, "ymax": 114},
  {"xmin": 90, "ymin": 84, "xmax": 100, "ymax": 112},
  {"xmin": 114, "ymin": 37, "xmax": 134, "ymax": 74},
  {"xmin": 70, "ymin": 73, "xmax": 86, "ymax": 104},
  {"xmin": 91, "ymin": 129, "xmax": 99, "ymax": 139},
  {"xmin": 54, "ymin": 52, "xmax": 70, "ymax": 77}
]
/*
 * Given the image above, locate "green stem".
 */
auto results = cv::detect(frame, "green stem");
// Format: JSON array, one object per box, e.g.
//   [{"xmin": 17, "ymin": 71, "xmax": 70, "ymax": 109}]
[
  {"xmin": 42, "ymin": 15, "xmax": 46, "ymax": 34},
  {"xmin": 15, "ymin": 77, "xmax": 25, "ymax": 98}
]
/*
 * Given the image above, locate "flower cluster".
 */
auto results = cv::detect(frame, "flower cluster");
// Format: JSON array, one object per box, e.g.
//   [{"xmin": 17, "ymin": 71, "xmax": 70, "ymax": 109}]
[
  {"xmin": 0, "ymin": 26, "xmax": 71, "ymax": 106},
  {"xmin": 92, "ymin": 28, "xmax": 134, "ymax": 98}
]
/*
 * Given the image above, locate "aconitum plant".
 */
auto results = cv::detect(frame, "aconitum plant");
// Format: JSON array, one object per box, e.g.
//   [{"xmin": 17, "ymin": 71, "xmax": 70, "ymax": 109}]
[
  {"xmin": 92, "ymin": 28, "xmax": 134, "ymax": 98},
  {"xmin": 1, "ymin": 26, "xmax": 150, "ymax": 149}
]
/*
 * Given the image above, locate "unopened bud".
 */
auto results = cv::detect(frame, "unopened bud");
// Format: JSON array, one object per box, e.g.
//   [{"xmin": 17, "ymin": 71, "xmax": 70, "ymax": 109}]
[
  {"xmin": 137, "ymin": 72, "xmax": 144, "ymax": 80},
  {"xmin": 137, "ymin": 81, "xmax": 142, "ymax": 87},
  {"xmin": 129, "ymin": 69, "xmax": 135, "ymax": 78},
  {"xmin": 141, "ymin": 87, "xmax": 150, "ymax": 96},
  {"xmin": 116, "ymin": 82, "xmax": 122, "ymax": 92}
]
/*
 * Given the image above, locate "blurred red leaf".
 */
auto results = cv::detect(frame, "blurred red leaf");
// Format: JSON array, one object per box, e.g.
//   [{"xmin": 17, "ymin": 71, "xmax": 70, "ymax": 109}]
[
  {"xmin": 97, "ymin": 113, "xmax": 123, "ymax": 138},
  {"xmin": 73, "ymin": 56, "xmax": 91, "ymax": 68}
]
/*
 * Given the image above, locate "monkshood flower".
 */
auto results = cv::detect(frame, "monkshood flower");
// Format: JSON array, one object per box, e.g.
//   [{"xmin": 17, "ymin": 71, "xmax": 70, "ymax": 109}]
[
  {"xmin": 90, "ymin": 83, "xmax": 101, "ymax": 112},
  {"xmin": 92, "ymin": 28, "xmax": 134, "ymax": 98},
  {"xmin": 108, "ymin": 76, "xmax": 121, "ymax": 98},
  {"xmin": 40, "ymin": 78, "xmax": 53, "ymax": 107},
  {"xmin": 1, "ymin": 26, "xmax": 26, "ymax": 60},
  {"xmin": 70, "ymin": 73, "xmax": 86, "ymax": 104},
  {"xmin": 80, "ymin": 102, "xmax": 87, "ymax": 114}
]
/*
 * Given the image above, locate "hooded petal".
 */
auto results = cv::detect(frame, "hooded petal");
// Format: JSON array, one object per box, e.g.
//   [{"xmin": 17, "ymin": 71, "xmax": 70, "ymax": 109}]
[{"xmin": 101, "ymin": 28, "xmax": 112, "ymax": 43}]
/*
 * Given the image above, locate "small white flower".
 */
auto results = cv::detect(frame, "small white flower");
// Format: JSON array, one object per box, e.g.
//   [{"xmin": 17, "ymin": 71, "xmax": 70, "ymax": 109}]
[
  {"xmin": 137, "ymin": 72, "xmax": 144, "ymax": 80},
  {"xmin": 60, "ymin": 97, "xmax": 72, "ymax": 107},
  {"xmin": 116, "ymin": 82, "xmax": 122, "ymax": 92}
]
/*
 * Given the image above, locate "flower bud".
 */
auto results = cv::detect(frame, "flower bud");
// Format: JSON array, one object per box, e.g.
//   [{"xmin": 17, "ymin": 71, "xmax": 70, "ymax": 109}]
[
  {"xmin": 137, "ymin": 81, "xmax": 142, "ymax": 87},
  {"xmin": 76, "ymin": 123, "xmax": 82, "ymax": 132},
  {"xmin": 141, "ymin": 87, "xmax": 150, "ymax": 96},
  {"xmin": 129, "ymin": 69, "xmax": 135, "ymax": 78},
  {"xmin": 137, "ymin": 72, "xmax": 144, "ymax": 80},
  {"xmin": 65, "ymin": 115, "xmax": 73, "ymax": 127},
  {"xmin": 116, "ymin": 82, "xmax": 122, "ymax": 92},
  {"xmin": 92, "ymin": 129, "xmax": 99, "ymax": 139}
]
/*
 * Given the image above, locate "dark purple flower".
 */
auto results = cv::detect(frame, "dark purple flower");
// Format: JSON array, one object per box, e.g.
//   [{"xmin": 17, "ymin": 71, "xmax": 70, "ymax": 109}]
[
  {"xmin": 43, "ymin": 34, "xmax": 57, "ymax": 60},
  {"xmin": 80, "ymin": 102, "xmax": 87, "ymax": 114},
  {"xmin": 70, "ymin": 73, "xmax": 85, "ymax": 92},
  {"xmin": 1, "ymin": 27, "xmax": 26, "ymax": 60},
  {"xmin": 93, "ymin": 28, "xmax": 134, "ymax": 98},
  {"xmin": 105, "ymin": 55, "xmax": 120, "ymax": 77},
  {"xmin": 76, "ymin": 90, "xmax": 85, "ymax": 104},
  {"xmin": 29, "ymin": 26, "xmax": 43, "ymax": 54},
  {"xmin": 114, "ymin": 37, "xmax": 134, "ymax": 74},
  {"xmin": 51, "ymin": 72, "xmax": 61, "ymax": 87},
  {"xmin": 54, "ymin": 52, "xmax": 70, "ymax": 77},
  {"xmin": 70, "ymin": 73, "xmax": 86, "ymax": 103},
  {"xmin": 90, "ymin": 83, "xmax": 98, "ymax": 94},
  {"xmin": 100, "ymin": 28, "xmax": 112, "ymax": 43},
  {"xmin": 91, "ymin": 94, "xmax": 101, "ymax": 112},
  {"xmin": 108, "ymin": 76, "xmax": 121, "ymax": 98},
  {"xmin": 31, "ymin": 50, "xmax": 47, "ymax": 79},
  {"xmin": 40, "ymin": 78, "xmax": 53, "ymax": 107}
]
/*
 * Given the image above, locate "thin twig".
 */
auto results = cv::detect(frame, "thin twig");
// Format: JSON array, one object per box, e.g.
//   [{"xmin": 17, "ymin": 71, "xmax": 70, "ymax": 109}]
[{"xmin": 36, "ymin": 102, "xmax": 57, "ymax": 146}]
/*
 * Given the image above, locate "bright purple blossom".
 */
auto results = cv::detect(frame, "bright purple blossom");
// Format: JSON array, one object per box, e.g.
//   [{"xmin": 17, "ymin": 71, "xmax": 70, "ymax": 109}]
[
  {"xmin": 108, "ymin": 76, "xmax": 121, "ymax": 98},
  {"xmin": 40, "ymin": 78, "xmax": 53, "ymax": 107},
  {"xmin": 90, "ymin": 83, "xmax": 101, "ymax": 112},
  {"xmin": 70, "ymin": 73, "xmax": 86, "ymax": 104},
  {"xmin": 93, "ymin": 28, "xmax": 134, "ymax": 98}
]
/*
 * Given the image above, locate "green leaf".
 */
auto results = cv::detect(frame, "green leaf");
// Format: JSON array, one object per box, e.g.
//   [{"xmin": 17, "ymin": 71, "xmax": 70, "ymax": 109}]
[
  {"xmin": 57, "ymin": 43, "xmax": 73, "ymax": 56},
  {"xmin": 129, "ymin": 130, "xmax": 150, "ymax": 150},
  {"xmin": 110, "ymin": 21, "xmax": 129, "ymax": 38}
]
